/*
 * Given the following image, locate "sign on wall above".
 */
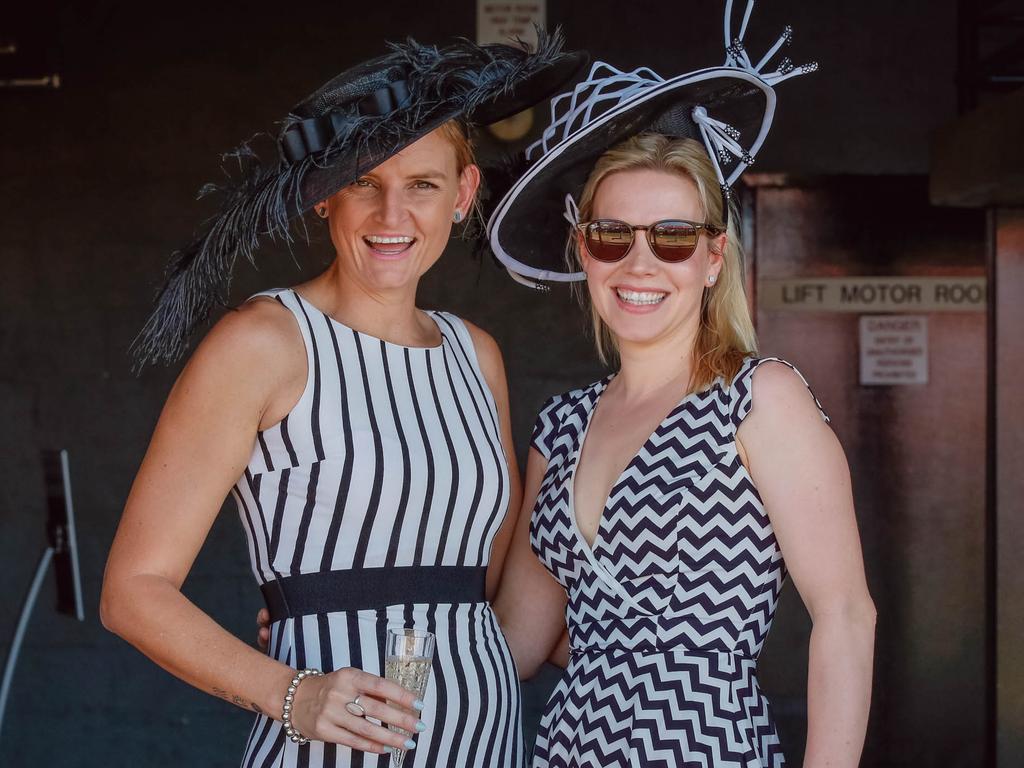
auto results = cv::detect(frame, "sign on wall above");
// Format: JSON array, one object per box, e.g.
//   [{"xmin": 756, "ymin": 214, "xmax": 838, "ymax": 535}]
[
  {"xmin": 476, "ymin": 1, "xmax": 547, "ymax": 141},
  {"xmin": 477, "ymin": 1, "xmax": 546, "ymax": 47},
  {"xmin": 759, "ymin": 277, "xmax": 986, "ymax": 313}
]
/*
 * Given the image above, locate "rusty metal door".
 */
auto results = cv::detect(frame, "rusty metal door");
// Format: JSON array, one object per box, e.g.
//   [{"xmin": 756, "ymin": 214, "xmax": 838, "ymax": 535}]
[{"xmin": 746, "ymin": 176, "xmax": 987, "ymax": 767}]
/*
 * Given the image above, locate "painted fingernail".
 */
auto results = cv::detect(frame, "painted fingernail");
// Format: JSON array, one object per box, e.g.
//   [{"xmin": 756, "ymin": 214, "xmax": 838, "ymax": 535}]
[
  {"xmin": 404, "ymin": 739, "xmax": 417, "ymax": 750},
  {"xmin": 412, "ymin": 699, "xmax": 425, "ymax": 711},
  {"xmin": 415, "ymin": 721, "xmax": 427, "ymax": 732}
]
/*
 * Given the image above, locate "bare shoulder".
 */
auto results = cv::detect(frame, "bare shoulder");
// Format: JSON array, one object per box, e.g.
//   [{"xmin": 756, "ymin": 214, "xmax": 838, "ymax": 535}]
[
  {"xmin": 747, "ymin": 360, "xmax": 825, "ymax": 424},
  {"xmin": 193, "ymin": 297, "xmax": 299, "ymax": 367},
  {"xmin": 174, "ymin": 297, "xmax": 305, "ymax": 418},
  {"xmin": 735, "ymin": 360, "xmax": 832, "ymax": 463},
  {"xmin": 460, "ymin": 318, "xmax": 505, "ymax": 378}
]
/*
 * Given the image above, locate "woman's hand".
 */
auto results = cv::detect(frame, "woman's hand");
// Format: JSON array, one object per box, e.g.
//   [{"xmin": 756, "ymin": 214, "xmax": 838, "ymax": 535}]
[
  {"xmin": 288, "ymin": 668, "xmax": 427, "ymax": 754},
  {"xmin": 256, "ymin": 608, "xmax": 271, "ymax": 652},
  {"xmin": 254, "ymin": 614, "xmax": 428, "ymax": 752}
]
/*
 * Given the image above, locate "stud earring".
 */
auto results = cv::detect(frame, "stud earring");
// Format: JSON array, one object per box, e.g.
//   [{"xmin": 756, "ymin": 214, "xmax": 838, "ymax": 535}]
[
  {"xmin": 453, "ymin": 210, "xmax": 463, "ymax": 223},
  {"xmin": 315, "ymin": 206, "xmax": 328, "ymax": 219},
  {"xmin": 708, "ymin": 274, "xmax": 717, "ymax": 285}
]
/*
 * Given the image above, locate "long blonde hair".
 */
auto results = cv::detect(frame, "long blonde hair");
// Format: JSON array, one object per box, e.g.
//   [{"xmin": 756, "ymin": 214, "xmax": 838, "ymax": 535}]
[{"xmin": 573, "ymin": 133, "xmax": 757, "ymax": 391}]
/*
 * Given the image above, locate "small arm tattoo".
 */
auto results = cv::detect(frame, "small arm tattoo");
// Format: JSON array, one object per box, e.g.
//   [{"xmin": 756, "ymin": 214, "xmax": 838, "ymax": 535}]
[{"xmin": 211, "ymin": 686, "xmax": 264, "ymax": 714}]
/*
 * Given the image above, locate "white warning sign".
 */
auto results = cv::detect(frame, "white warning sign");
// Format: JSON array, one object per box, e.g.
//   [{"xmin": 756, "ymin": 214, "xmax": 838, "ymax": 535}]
[{"xmin": 859, "ymin": 315, "xmax": 928, "ymax": 385}]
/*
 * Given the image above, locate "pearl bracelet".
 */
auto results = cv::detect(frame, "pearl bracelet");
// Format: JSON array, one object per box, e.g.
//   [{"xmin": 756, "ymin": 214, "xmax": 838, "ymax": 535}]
[{"xmin": 282, "ymin": 668, "xmax": 323, "ymax": 745}]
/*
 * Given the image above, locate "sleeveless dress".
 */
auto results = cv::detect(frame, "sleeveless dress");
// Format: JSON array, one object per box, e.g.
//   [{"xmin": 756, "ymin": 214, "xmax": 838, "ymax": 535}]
[
  {"xmin": 528, "ymin": 357, "xmax": 829, "ymax": 768},
  {"xmin": 231, "ymin": 289, "xmax": 523, "ymax": 768}
]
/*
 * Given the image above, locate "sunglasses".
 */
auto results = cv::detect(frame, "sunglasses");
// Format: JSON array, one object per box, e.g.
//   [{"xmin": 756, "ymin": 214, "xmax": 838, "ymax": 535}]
[{"xmin": 575, "ymin": 219, "xmax": 723, "ymax": 263}]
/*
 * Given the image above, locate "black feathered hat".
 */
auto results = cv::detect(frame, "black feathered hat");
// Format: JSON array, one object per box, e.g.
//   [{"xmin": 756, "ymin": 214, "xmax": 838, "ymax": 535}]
[
  {"xmin": 134, "ymin": 31, "xmax": 585, "ymax": 367},
  {"xmin": 486, "ymin": 1, "xmax": 816, "ymax": 289}
]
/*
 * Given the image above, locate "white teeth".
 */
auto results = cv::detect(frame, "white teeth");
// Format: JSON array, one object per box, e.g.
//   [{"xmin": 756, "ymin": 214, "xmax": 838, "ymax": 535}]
[
  {"xmin": 365, "ymin": 235, "xmax": 414, "ymax": 244},
  {"xmin": 616, "ymin": 289, "xmax": 666, "ymax": 305}
]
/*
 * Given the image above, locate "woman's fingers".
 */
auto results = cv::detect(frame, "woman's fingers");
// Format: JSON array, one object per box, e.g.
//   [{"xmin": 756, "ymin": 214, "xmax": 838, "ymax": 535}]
[
  {"xmin": 310, "ymin": 721, "xmax": 389, "ymax": 755},
  {"xmin": 347, "ymin": 692, "xmax": 425, "ymax": 736},
  {"xmin": 352, "ymin": 669, "xmax": 423, "ymax": 712},
  {"xmin": 255, "ymin": 608, "xmax": 271, "ymax": 651},
  {"xmin": 339, "ymin": 704, "xmax": 419, "ymax": 750}
]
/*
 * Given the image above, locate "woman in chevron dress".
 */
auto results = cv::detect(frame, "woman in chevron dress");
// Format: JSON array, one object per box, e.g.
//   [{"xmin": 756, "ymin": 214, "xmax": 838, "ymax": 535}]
[{"xmin": 491, "ymin": 134, "xmax": 876, "ymax": 767}]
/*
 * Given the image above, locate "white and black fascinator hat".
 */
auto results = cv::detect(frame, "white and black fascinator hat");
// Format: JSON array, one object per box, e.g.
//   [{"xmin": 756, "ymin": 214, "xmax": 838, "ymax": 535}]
[
  {"xmin": 134, "ymin": 33, "xmax": 585, "ymax": 367},
  {"xmin": 486, "ymin": 0, "xmax": 817, "ymax": 288}
]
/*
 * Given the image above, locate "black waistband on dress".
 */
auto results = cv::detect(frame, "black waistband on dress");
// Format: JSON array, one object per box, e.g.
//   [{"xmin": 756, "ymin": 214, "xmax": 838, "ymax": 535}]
[{"xmin": 260, "ymin": 565, "xmax": 488, "ymax": 622}]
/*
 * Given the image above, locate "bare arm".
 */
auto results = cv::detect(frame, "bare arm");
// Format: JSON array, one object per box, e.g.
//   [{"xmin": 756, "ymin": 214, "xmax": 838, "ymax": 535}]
[
  {"xmin": 492, "ymin": 447, "xmax": 569, "ymax": 679},
  {"xmin": 737, "ymin": 362, "xmax": 875, "ymax": 768},
  {"xmin": 462, "ymin": 321, "xmax": 523, "ymax": 600},
  {"xmin": 101, "ymin": 302, "xmax": 423, "ymax": 754}
]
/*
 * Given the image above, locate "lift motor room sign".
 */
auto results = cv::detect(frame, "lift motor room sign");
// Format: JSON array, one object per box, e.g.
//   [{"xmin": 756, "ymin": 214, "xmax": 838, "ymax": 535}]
[{"xmin": 759, "ymin": 277, "xmax": 986, "ymax": 312}]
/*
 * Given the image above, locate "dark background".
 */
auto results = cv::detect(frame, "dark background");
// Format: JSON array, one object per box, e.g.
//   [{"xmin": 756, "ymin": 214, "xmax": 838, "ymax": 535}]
[{"xmin": 0, "ymin": 1, "xmax": 994, "ymax": 766}]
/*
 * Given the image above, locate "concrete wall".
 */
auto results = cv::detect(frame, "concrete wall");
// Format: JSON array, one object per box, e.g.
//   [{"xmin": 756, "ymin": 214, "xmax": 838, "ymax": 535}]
[{"xmin": 0, "ymin": 1, "xmax": 975, "ymax": 765}]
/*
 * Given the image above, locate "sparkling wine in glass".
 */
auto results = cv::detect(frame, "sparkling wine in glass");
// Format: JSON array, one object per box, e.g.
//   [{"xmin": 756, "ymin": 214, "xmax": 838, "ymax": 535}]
[{"xmin": 384, "ymin": 628, "xmax": 435, "ymax": 767}]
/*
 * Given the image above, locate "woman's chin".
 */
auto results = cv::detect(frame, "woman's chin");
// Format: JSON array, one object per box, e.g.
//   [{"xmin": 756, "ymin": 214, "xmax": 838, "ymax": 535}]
[
  {"xmin": 598, "ymin": 304, "xmax": 669, "ymax": 339},
  {"xmin": 355, "ymin": 255, "xmax": 428, "ymax": 290}
]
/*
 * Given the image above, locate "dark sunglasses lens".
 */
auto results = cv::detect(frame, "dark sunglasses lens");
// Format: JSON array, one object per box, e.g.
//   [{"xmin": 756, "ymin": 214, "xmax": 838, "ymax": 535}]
[
  {"xmin": 585, "ymin": 221, "xmax": 633, "ymax": 261},
  {"xmin": 651, "ymin": 221, "xmax": 699, "ymax": 262}
]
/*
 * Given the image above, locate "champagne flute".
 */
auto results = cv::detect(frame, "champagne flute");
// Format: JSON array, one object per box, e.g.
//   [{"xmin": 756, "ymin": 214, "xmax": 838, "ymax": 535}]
[{"xmin": 384, "ymin": 628, "xmax": 435, "ymax": 767}]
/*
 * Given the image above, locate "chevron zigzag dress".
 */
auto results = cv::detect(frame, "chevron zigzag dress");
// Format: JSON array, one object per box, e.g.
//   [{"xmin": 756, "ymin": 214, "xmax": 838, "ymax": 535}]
[
  {"xmin": 528, "ymin": 356, "xmax": 829, "ymax": 768},
  {"xmin": 232, "ymin": 289, "xmax": 522, "ymax": 768}
]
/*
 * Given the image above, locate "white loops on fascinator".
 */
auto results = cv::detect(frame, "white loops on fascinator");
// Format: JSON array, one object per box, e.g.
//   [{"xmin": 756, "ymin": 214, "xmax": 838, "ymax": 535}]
[
  {"xmin": 562, "ymin": 194, "xmax": 580, "ymax": 226},
  {"xmin": 526, "ymin": 61, "xmax": 667, "ymax": 161}
]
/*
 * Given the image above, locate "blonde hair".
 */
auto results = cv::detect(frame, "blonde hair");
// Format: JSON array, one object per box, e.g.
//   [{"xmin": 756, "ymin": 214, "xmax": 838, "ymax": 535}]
[
  {"xmin": 437, "ymin": 119, "xmax": 475, "ymax": 173},
  {"xmin": 573, "ymin": 133, "xmax": 757, "ymax": 392},
  {"xmin": 437, "ymin": 120, "xmax": 481, "ymax": 223}
]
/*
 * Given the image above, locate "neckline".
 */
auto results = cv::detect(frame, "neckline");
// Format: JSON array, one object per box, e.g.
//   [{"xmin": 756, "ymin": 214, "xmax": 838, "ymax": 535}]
[
  {"xmin": 291, "ymin": 289, "xmax": 446, "ymax": 351},
  {"xmin": 567, "ymin": 373, "xmax": 706, "ymax": 557}
]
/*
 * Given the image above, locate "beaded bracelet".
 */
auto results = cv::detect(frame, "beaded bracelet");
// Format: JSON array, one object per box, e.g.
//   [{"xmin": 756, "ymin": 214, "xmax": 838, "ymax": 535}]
[{"xmin": 282, "ymin": 668, "xmax": 323, "ymax": 744}]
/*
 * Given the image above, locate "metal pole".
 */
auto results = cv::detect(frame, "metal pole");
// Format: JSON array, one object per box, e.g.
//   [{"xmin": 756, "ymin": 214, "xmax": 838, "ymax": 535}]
[{"xmin": 0, "ymin": 547, "xmax": 56, "ymax": 740}]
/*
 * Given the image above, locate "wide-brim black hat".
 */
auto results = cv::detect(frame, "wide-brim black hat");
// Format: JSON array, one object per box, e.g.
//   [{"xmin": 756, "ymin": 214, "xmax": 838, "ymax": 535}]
[
  {"xmin": 486, "ymin": 2, "xmax": 816, "ymax": 288},
  {"xmin": 135, "ymin": 31, "xmax": 585, "ymax": 367}
]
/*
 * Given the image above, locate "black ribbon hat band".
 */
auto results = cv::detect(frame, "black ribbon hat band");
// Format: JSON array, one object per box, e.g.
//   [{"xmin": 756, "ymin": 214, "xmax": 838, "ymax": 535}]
[{"xmin": 280, "ymin": 79, "xmax": 413, "ymax": 164}]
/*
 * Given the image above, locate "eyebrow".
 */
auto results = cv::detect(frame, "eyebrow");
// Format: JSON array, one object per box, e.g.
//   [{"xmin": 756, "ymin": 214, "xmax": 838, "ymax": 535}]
[{"xmin": 405, "ymin": 170, "xmax": 448, "ymax": 180}]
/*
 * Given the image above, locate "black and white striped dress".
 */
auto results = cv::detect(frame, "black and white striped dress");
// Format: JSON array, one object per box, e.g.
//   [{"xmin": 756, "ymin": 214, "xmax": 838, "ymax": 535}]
[
  {"xmin": 528, "ymin": 357, "xmax": 828, "ymax": 767},
  {"xmin": 232, "ymin": 289, "xmax": 522, "ymax": 768}
]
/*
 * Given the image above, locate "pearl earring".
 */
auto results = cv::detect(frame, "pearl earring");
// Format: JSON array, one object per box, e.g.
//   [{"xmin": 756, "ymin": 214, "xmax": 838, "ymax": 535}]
[
  {"xmin": 453, "ymin": 210, "xmax": 463, "ymax": 223},
  {"xmin": 708, "ymin": 274, "xmax": 717, "ymax": 285}
]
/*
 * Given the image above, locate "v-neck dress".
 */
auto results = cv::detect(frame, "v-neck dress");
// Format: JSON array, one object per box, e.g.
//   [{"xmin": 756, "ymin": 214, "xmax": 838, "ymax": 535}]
[{"xmin": 528, "ymin": 356, "xmax": 828, "ymax": 768}]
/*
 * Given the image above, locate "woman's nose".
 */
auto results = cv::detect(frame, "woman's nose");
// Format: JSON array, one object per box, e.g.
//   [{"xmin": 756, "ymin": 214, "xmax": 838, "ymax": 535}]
[
  {"xmin": 622, "ymin": 231, "xmax": 659, "ymax": 274},
  {"xmin": 376, "ymin": 186, "xmax": 409, "ymax": 226}
]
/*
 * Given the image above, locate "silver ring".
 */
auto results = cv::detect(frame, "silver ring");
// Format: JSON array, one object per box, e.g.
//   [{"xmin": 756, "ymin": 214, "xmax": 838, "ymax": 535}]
[{"xmin": 345, "ymin": 696, "xmax": 367, "ymax": 718}]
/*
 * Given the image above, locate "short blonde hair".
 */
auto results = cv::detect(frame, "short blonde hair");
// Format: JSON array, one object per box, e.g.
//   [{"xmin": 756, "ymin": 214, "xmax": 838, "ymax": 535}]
[
  {"xmin": 573, "ymin": 133, "xmax": 757, "ymax": 392},
  {"xmin": 437, "ymin": 120, "xmax": 481, "ymax": 223},
  {"xmin": 437, "ymin": 119, "xmax": 475, "ymax": 173}
]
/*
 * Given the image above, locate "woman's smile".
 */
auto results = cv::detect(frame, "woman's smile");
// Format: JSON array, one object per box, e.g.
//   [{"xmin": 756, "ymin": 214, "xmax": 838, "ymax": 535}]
[
  {"xmin": 362, "ymin": 233, "xmax": 417, "ymax": 258},
  {"xmin": 613, "ymin": 285, "xmax": 669, "ymax": 312}
]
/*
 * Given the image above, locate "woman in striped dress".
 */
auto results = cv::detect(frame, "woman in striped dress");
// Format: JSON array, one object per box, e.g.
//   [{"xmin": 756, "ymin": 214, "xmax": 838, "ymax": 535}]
[{"xmin": 101, "ymin": 37, "xmax": 582, "ymax": 767}]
